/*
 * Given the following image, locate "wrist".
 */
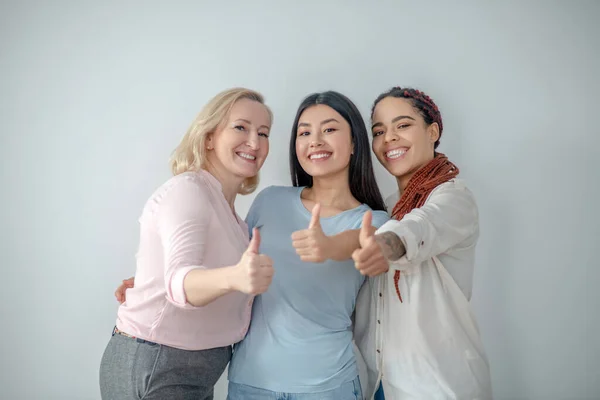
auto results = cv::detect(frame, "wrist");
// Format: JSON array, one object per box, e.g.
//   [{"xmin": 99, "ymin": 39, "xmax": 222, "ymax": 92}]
[
  {"xmin": 223, "ymin": 265, "xmax": 240, "ymax": 292},
  {"xmin": 326, "ymin": 235, "xmax": 344, "ymax": 261}
]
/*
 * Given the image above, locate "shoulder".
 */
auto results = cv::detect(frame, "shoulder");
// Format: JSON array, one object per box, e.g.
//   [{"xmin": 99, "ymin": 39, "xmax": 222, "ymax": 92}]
[
  {"xmin": 359, "ymin": 205, "xmax": 390, "ymax": 229},
  {"xmin": 246, "ymin": 185, "xmax": 299, "ymax": 226},
  {"xmin": 370, "ymin": 209, "xmax": 391, "ymax": 228},
  {"xmin": 259, "ymin": 185, "xmax": 299, "ymax": 196},
  {"xmin": 428, "ymin": 178, "xmax": 477, "ymax": 204},
  {"xmin": 161, "ymin": 172, "xmax": 212, "ymax": 200},
  {"xmin": 252, "ymin": 185, "xmax": 300, "ymax": 205},
  {"xmin": 144, "ymin": 172, "xmax": 212, "ymax": 215},
  {"xmin": 341, "ymin": 205, "xmax": 390, "ymax": 230},
  {"xmin": 424, "ymin": 178, "xmax": 479, "ymax": 224}
]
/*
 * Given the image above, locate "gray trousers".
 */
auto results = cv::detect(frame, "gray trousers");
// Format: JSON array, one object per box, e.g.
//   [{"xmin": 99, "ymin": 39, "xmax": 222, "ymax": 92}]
[{"xmin": 99, "ymin": 331, "xmax": 231, "ymax": 400}]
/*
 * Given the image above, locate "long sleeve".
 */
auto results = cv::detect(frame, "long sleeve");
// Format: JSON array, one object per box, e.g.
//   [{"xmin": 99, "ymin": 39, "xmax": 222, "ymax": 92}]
[
  {"xmin": 156, "ymin": 176, "xmax": 212, "ymax": 308},
  {"xmin": 376, "ymin": 180, "xmax": 479, "ymax": 269}
]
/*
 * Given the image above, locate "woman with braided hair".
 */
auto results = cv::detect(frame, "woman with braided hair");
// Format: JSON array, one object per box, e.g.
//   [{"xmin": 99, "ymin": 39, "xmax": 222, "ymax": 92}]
[{"xmin": 352, "ymin": 87, "xmax": 493, "ymax": 399}]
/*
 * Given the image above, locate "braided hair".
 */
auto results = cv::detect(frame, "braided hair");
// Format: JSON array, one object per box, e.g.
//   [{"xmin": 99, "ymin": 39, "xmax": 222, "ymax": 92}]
[
  {"xmin": 371, "ymin": 87, "xmax": 458, "ymax": 303},
  {"xmin": 371, "ymin": 87, "xmax": 443, "ymax": 149}
]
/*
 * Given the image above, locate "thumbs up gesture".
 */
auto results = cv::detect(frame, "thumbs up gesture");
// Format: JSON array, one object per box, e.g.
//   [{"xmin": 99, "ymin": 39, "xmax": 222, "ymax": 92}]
[
  {"xmin": 352, "ymin": 211, "xmax": 389, "ymax": 277},
  {"xmin": 232, "ymin": 228, "xmax": 274, "ymax": 295},
  {"xmin": 291, "ymin": 203, "xmax": 332, "ymax": 263}
]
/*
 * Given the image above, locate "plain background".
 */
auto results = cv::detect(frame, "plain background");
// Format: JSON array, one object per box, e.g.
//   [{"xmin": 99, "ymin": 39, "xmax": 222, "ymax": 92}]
[{"xmin": 1, "ymin": 1, "xmax": 598, "ymax": 399}]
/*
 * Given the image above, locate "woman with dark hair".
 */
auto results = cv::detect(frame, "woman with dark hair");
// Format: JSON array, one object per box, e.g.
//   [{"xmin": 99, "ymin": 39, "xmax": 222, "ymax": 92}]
[
  {"xmin": 289, "ymin": 91, "xmax": 385, "ymax": 211},
  {"xmin": 353, "ymin": 87, "xmax": 493, "ymax": 399},
  {"xmin": 226, "ymin": 91, "xmax": 389, "ymax": 399}
]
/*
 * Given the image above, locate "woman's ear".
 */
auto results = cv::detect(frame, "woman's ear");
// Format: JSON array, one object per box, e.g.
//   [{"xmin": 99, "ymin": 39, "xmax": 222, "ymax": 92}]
[
  {"xmin": 206, "ymin": 135, "xmax": 213, "ymax": 150},
  {"xmin": 428, "ymin": 122, "xmax": 440, "ymax": 144}
]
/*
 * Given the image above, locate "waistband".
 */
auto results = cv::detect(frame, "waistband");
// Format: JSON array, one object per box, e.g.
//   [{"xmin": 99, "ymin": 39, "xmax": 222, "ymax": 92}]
[{"xmin": 112, "ymin": 326, "xmax": 158, "ymax": 346}]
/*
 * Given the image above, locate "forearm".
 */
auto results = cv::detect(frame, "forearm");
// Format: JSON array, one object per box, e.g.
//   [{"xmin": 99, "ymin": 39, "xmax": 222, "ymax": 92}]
[
  {"xmin": 374, "ymin": 231, "xmax": 406, "ymax": 261},
  {"xmin": 182, "ymin": 266, "xmax": 237, "ymax": 307},
  {"xmin": 327, "ymin": 230, "xmax": 360, "ymax": 261},
  {"xmin": 328, "ymin": 226, "xmax": 378, "ymax": 261},
  {"xmin": 377, "ymin": 185, "xmax": 478, "ymax": 264}
]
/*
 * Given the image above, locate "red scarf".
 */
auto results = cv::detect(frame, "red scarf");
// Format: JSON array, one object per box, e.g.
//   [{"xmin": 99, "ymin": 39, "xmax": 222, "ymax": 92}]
[{"xmin": 390, "ymin": 153, "xmax": 459, "ymax": 302}]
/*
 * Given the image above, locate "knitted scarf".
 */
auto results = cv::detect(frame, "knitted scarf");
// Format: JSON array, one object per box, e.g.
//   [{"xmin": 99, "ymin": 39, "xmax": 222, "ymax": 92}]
[{"xmin": 390, "ymin": 152, "xmax": 459, "ymax": 302}]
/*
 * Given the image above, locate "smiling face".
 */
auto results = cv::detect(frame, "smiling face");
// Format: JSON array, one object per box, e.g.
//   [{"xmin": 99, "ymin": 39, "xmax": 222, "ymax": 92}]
[
  {"xmin": 205, "ymin": 98, "xmax": 271, "ymax": 182},
  {"xmin": 371, "ymin": 96, "xmax": 439, "ymax": 188},
  {"xmin": 294, "ymin": 104, "xmax": 354, "ymax": 181}
]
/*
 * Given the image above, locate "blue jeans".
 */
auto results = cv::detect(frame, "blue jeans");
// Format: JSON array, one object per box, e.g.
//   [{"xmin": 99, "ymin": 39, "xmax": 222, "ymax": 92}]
[{"xmin": 227, "ymin": 376, "xmax": 362, "ymax": 400}]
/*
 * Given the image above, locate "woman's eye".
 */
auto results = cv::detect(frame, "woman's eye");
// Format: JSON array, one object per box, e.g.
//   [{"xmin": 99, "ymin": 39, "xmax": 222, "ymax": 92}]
[
  {"xmin": 259, "ymin": 132, "xmax": 269, "ymax": 138},
  {"xmin": 298, "ymin": 131, "xmax": 310, "ymax": 136},
  {"xmin": 324, "ymin": 128, "xmax": 336, "ymax": 133},
  {"xmin": 373, "ymin": 131, "xmax": 383, "ymax": 137},
  {"xmin": 234, "ymin": 125, "xmax": 246, "ymax": 131},
  {"xmin": 397, "ymin": 124, "xmax": 409, "ymax": 129}
]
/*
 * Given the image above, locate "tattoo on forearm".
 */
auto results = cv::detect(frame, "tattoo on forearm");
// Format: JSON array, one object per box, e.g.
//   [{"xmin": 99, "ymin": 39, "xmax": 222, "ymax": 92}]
[{"xmin": 374, "ymin": 232, "xmax": 406, "ymax": 261}]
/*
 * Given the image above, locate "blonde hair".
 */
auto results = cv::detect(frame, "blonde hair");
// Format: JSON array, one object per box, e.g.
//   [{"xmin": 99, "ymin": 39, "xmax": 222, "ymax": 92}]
[{"xmin": 170, "ymin": 88, "xmax": 273, "ymax": 195}]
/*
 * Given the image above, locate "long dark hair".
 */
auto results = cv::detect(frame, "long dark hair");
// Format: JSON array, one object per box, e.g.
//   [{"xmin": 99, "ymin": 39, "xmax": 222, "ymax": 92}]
[{"xmin": 289, "ymin": 91, "xmax": 386, "ymax": 211}]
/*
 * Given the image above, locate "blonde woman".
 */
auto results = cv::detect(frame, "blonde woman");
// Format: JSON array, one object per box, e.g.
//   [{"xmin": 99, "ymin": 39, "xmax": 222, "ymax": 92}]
[{"xmin": 99, "ymin": 88, "xmax": 275, "ymax": 400}]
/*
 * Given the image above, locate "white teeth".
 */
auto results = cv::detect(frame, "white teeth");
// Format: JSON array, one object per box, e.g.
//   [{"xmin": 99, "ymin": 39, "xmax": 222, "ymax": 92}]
[
  {"xmin": 386, "ymin": 149, "xmax": 406, "ymax": 159},
  {"xmin": 309, "ymin": 153, "xmax": 331, "ymax": 160},
  {"xmin": 237, "ymin": 152, "xmax": 256, "ymax": 160}
]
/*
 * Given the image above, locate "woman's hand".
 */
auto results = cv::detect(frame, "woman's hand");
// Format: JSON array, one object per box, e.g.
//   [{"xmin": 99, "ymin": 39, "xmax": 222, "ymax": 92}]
[
  {"xmin": 291, "ymin": 203, "xmax": 333, "ymax": 263},
  {"xmin": 230, "ymin": 228, "xmax": 274, "ymax": 295},
  {"xmin": 115, "ymin": 277, "xmax": 134, "ymax": 303},
  {"xmin": 352, "ymin": 211, "xmax": 392, "ymax": 277}
]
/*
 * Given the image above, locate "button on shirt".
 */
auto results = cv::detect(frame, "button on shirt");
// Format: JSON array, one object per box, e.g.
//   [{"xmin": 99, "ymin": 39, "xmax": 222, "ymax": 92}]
[{"xmin": 354, "ymin": 179, "xmax": 493, "ymax": 399}]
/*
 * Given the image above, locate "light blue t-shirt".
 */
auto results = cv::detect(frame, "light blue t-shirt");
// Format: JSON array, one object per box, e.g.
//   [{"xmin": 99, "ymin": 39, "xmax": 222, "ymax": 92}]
[{"xmin": 228, "ymin": 185, "xmax": 390, "ymax": 393}]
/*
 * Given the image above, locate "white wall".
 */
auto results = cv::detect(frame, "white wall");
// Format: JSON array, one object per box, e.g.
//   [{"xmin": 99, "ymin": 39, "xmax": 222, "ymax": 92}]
[{"xmin": 1, "ymin": 1, "xmax": 598, "ymax": 399}]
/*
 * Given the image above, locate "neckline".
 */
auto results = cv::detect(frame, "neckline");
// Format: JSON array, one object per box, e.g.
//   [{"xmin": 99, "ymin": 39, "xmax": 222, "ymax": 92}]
[
  {"xmin": 294, "ymin": 186, "xmax": 367, "ymax": 221},
  {"xmin": 197, "ymin": 169, "xmax": 247, "ymax": 232}
]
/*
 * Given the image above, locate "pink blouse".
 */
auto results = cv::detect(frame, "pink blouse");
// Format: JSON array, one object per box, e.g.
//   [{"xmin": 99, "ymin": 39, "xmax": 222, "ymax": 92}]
[{"xmin": 115, "ymin": 170, "xmax": 253, "ymax": 350}]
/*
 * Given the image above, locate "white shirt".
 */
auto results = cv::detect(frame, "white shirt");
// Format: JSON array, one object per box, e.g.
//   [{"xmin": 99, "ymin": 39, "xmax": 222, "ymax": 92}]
[{"xmin": 354, "ymin": 179, "xmax": 493, "ymax": 399}]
